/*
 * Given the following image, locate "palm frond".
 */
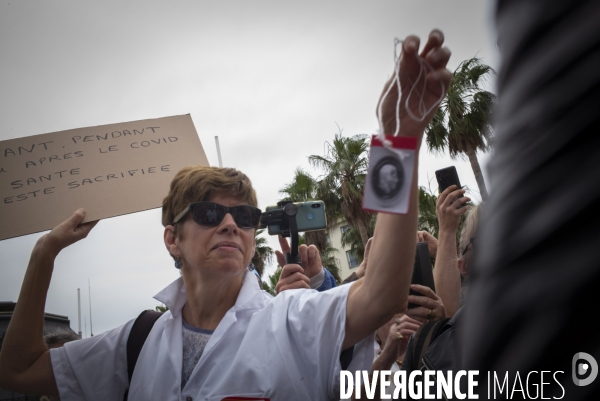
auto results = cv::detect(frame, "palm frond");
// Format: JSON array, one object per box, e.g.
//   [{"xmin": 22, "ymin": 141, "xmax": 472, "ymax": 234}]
[
  {"xmin": 309, "ymin": 130, "xmax": 371, "ymax": 245},
  {"xmin": 252, "ymin": 229, "xmax": 274, "ymax": 277},
  {"xmin": 425, "ymin": 56, "xmax": 496, "ymax": 186}
]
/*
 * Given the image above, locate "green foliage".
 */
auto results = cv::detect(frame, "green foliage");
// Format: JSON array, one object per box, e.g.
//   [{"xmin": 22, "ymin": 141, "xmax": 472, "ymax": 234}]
[
  {"xmin": 262, "ymin": 266, "xmax": 282, "ymax": 296},
  {"xmin": 309, "ymin": 132, "xmax": 372, "ymax": 246},
  {"xmin": 418, "ymin": 186, "xmax": 439, "ymax": 239},
  {"xmin": 277, "ymin": 130, "xmax": 374, "ymax": 282},
  {"xmin": 155, "ymin": 304, "xmax": 169, "ymax": 312},
  {"xmin": 425, "ymin": 57, "xmax": 496, "ymax": 199},
  {"xmin": 279, "ymin": 168, "xmax": 317, "ymax": 202},
  {"xmin": 252, "ymin": 229, "xmax": 274, "ymax": 278},
  {"xmin": 425, "ymin": 57, "xmax": 496, "ymax": 157}
]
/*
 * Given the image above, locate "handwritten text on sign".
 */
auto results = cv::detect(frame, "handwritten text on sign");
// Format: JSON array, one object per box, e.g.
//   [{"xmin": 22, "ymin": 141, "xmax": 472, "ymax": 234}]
[{"xmin": 0, "ymin": 114, "xmax": 208, "ymax": 240}]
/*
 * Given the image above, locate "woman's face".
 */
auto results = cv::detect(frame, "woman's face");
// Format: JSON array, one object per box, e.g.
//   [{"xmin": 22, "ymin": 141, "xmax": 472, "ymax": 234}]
[{"xmin": 170, "ymin": 195, "xmax": 256, "ymax": 276}]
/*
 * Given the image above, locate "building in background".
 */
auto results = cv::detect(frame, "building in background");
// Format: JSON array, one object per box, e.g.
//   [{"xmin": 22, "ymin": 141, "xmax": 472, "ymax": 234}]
[
  {"xmin": 327, "ymin": 219, "xmax": 361, "ymax": 282},
  {"xmin": 0, "ymin": 302, "xmax": 76, "ymax": 338}
]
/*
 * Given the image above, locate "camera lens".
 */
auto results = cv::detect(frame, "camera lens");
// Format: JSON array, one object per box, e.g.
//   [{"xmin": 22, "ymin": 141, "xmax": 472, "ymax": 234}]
[{"xmin": 311, "ymin": 203, "xmax": 320, "ymax": 208}]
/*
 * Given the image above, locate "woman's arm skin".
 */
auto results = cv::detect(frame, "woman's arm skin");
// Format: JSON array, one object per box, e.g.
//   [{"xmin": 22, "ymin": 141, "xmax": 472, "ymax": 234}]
[
  {"xmin": 0, "ymin": 209, "xmax": 97, "ymax": 395},
  {"xmin": 432, "ymin": 185, "xmax": 470, "ymax": 317},
  {"xmin": 343, "ymin": 30, "xmax": 452, "ymax": 349}
]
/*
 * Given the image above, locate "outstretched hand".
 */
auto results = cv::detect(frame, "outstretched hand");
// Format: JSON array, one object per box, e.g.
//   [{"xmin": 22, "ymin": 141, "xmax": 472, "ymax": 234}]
[
  {"xmin": 374, "ymin": 314, "xmax": 422, "ymax": 370},
  {"xmin": 38, "ymin": 209, "xmax": 98, "ymax": 257},
  {"xmin": 405, "ymin": 284, "xmax": 446, "ymax": 324},
  {"xmin": 275, "ymin": 263, "xmax": 310, "ymax": 294},
  {"xmin": 377, "ymin": 29, "xmax": 452, "ymax": 137},
  {"xmin": 385, "ymin": 314, "xmax": 421, "ymax": 351},
  {"xmin": 275, "ymin": 235, "xmax": 323, "ymax": 279},
  {"xmin": 436, "ymin": 185, "xmax": 471, "ymax": 233},
  {"xmin": 416, "ymin": 230, "xmax": 438, "ymax": 258}
]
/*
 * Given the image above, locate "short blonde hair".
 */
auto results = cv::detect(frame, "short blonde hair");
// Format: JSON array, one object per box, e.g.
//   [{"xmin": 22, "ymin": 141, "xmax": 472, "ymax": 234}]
[
  {"xmin": 459, "ymin": 203, "xmax": 482, "ymax": 257},
  {"xmin": 162, "ymin": 166, "xmax": 258, "ymax": 236}
]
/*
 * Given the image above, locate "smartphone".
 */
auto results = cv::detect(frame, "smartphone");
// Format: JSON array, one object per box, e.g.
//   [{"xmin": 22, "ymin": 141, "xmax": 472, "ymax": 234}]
[
  {"xmin": 408, "ymin": 242, "xmax": 436, "ymax": 309},
  {"xmin": 265, "ymin": 201, "xmax": 327, "ymax": 236},
  {"xmin": 435, "ymin": 166, "xmax": 462, "ymax": 193}
]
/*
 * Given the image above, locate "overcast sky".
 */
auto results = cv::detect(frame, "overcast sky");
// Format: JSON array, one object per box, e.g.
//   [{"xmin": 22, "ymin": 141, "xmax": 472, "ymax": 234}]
[{"xmin": 0, "ymin": 0, "xmax": 499, "ymax": 336}]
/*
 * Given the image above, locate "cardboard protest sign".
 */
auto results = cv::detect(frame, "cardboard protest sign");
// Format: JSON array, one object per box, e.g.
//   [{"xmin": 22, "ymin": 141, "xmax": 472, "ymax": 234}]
[{"xmin": 0, "ymin": 114, "xmax": 208, "ymax": 241}]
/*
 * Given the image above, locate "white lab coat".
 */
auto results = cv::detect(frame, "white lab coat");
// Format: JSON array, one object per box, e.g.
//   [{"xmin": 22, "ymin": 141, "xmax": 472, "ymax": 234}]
[{"xmin": 50, "ymin": 271, "xmax": 374, "ymax": 400}]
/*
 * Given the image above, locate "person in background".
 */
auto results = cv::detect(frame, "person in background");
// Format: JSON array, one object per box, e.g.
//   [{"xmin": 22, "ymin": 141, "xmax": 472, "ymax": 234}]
[
  {"xmin": 274, "ymin": 235, "xmax": 337, "ymax": 293},
  {"xmin": 401, "ymin": 202, "xmax": 480, "ymax": 398},
  {"xmin": 43, "ymin": 331, "xmax": 81, "ymax": 350},
  {"xmin": 456, "ymin": 203, "xmax": 481, "ymax": 291},
  {"xmin": 465, "ymin": 2, "xmax": 600, "ymax": 398},
  {"xmin": 431, "ymin": 185, "xmax": 471, "ymax": 317},
  {"xmin": 276, "ymin": 232, "xmax": 446, "ymax": 400},
  {"xmin": 416, "ymin": 230, "xmax": 437, "ymax": 259}
]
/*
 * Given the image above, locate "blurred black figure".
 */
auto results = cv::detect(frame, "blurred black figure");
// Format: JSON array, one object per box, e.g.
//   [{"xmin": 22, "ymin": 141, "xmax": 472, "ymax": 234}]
[{"xmin": 464, "ymin": 0, "xmax": 600, "ymax": 399}]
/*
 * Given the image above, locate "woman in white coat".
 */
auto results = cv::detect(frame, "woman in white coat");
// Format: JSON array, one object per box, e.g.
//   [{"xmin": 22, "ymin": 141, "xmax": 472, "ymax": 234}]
[{"xmin": 0, "ymin": 30, "xmax": 451, "ymax": 400}]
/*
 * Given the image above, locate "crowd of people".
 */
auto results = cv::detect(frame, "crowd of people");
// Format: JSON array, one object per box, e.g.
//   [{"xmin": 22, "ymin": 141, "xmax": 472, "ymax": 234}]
[
  {"xmin": 1, "ymin": 0, "xmax": 599, "ymax": 397},
  {"xmin": 272, "ymin": 183, "xmax": 476, "ymax": 400}
]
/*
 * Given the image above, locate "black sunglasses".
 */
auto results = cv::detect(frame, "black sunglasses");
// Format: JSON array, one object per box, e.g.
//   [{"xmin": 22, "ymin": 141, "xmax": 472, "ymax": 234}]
[
  {"xmin": 173, "ymin": 202, "xmax": 261, "ymax": 229},
  {"xmin": 462, "ymin": 237, "xmax": 476, "ymax": 256}
]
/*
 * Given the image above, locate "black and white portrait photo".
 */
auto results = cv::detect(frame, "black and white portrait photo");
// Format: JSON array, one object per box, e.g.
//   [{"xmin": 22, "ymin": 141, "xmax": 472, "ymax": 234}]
[
  {"xmin": 363, "ymin": 139, "xmax": 416, "ymax": 214},
  {"xmin": 372, "ymin": 155, "xmax": 404, "ymax": 200}
]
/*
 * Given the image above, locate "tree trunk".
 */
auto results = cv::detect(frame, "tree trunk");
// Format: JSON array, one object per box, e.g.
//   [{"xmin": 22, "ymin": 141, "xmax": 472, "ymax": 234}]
[
  {"xmin": 357, "ymin": 218, "xmax": 369, "ymax": 247},
  {"xmin": 465, "ymin": 144, "xmax": 489, "ymax": 201}
]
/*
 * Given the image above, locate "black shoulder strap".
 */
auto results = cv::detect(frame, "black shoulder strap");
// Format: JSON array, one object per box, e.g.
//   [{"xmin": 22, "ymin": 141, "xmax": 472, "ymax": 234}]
[
  {"xmin": 123, "ymin": 310, "xmax": 164, "ymax": 401},
  {"xmin": 340, "ymin": 346, "xmax": 354, "ymax": 370},
  {"xmin": 412, "ymin": 318, "xmax": 451, "ymax": 370}
]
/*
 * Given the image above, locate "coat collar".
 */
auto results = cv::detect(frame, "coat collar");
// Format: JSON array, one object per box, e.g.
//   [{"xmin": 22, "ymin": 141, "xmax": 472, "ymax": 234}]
[{"xmin": 153, "ymin": 270, "xmax": 270, "ymax": 318}]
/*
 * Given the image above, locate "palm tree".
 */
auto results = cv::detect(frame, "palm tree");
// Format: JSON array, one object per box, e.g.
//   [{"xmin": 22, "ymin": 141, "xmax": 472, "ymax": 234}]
[
  {"xmin": 252, "ymin": 229, "xmax": 274, "ymax": 278},
  {"xmin": 309, "ymin": 132, "xmax": 372, "ymax": 246},
  {"xmin": 280, "ymin": 168, "xmax": 317, "ymax": 203},
  {"xmin": 262, "ymin": 266, "xmax": 282, "ymax": 296},
  {"xmin": 425, "ymin": 57, "xmax": 496, "ymax": 200}
]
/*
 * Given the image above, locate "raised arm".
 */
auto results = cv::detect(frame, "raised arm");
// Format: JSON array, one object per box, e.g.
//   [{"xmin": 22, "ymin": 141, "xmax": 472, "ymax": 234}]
[
  {"xmin": 343, "ymin": 30, "xmax": 452, "ymax": 349},
  {"xmin": 0, "ymin": 209, "xmax": 97, "ymax": 396},
  {"xmin": 432, "ymin": 185, "xmax": 470, "ymax": 316}
]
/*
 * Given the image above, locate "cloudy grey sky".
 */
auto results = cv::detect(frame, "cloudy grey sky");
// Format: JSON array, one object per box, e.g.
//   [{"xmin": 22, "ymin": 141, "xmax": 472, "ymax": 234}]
[{"xmin": 0, "ymin": 0, "xmax": 498, "ymax": 335}]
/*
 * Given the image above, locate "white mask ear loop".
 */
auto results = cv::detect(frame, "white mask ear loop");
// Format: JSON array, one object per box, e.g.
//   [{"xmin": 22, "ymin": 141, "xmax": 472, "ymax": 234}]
[
  {"xmin": 404, "ymin": 56, "xmax": 446, "ymax": 122},
  {"xmin": 377, "ymin": 38, "xmax": 403, "ymax": 149},
  {"xmin": 376, "ymin": 38, "xmax": 446, "ymax": 146}
]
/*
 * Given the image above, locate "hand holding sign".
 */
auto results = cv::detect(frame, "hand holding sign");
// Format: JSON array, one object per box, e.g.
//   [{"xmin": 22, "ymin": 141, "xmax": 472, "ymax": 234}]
[{"xmin": 37, "ymin": 209, "xmax": 98, "ymax": 258}]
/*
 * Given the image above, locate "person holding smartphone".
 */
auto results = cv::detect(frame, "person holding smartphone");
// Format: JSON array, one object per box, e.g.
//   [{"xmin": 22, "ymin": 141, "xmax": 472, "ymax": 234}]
[{"xmin": 433, "ymin": 184, "xmax": 471, "ymax": 317}]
